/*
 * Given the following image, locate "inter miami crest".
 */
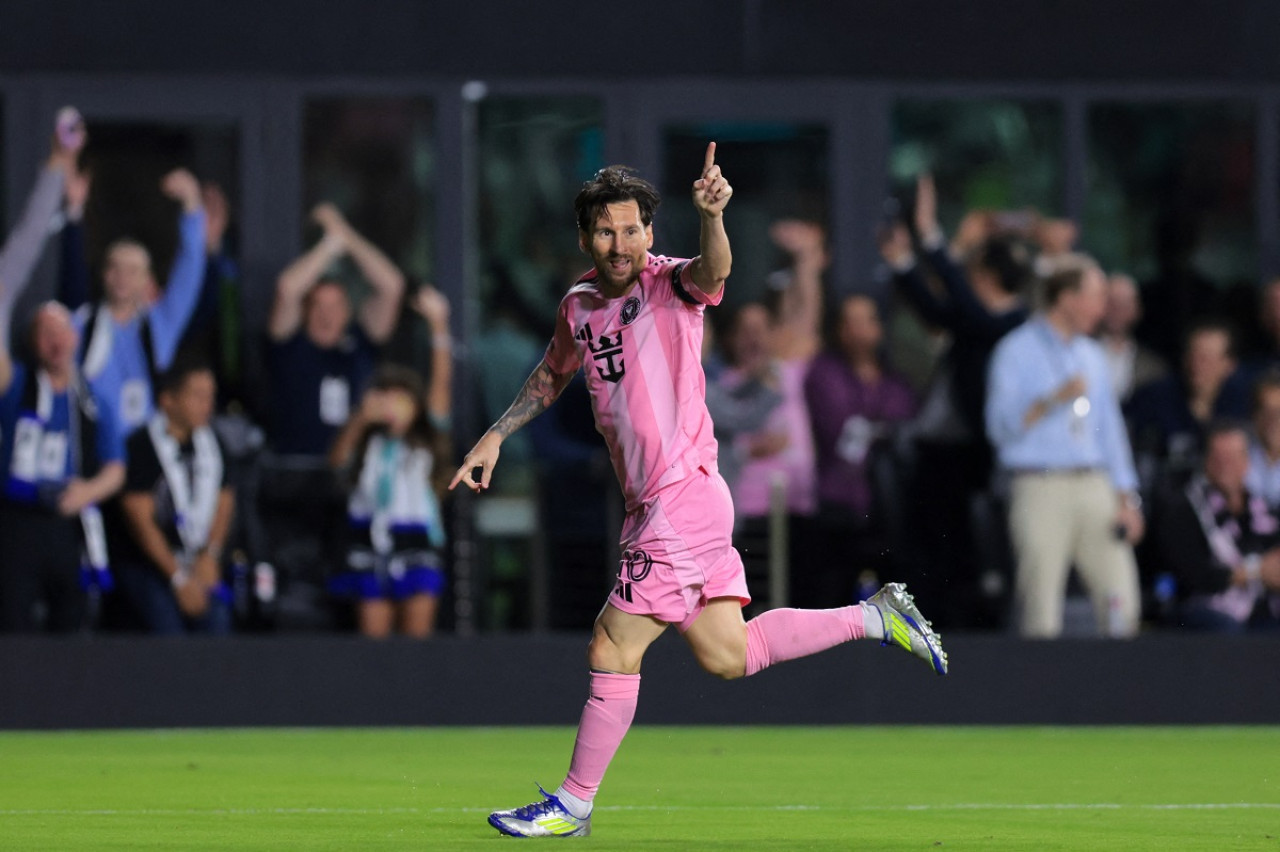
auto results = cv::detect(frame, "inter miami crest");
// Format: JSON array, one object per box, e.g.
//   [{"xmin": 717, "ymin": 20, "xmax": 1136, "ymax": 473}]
[
  {"xmin": 574, "ymin": 322, "xmax": 626, "ymax": 383},
  {"xmin": 620, "ymin": 296, "xmax": 641, "ymax": 325}
]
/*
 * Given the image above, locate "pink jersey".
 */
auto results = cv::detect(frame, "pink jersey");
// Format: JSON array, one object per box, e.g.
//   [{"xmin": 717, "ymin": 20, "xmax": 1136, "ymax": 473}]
[{"xmin": 544, "ymin": 253, "xmax": 721, "ymax": 512}]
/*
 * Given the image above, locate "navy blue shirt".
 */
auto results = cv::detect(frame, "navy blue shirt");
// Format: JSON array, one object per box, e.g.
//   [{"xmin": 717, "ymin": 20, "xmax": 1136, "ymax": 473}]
[{"xmin": 266, "ymin": 327, "xmax": 377, "ymax": 456}]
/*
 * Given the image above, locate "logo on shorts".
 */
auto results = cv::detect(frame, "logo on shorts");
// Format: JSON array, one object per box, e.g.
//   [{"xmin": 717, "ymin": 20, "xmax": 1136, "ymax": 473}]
[
  {"xmin": 620, "ymin": 296, "xmax": 641, "ymax": 325},
  {"xmin": 624, "ymin": 549, "xmax": 653, "ymax": 582}
]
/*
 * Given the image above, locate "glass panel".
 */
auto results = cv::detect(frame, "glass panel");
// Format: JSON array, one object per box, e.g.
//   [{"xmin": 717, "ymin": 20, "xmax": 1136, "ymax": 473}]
[
  {"xmin": 660, "ymin": 122, "xmax": 829, "ymax": 312},
  {"xmin": 303, "ymin": 97, "xmax": 436, "ymax": 280},
  {"xmin": 1085, "ymin": 102, "xmax": 1255, "ymax": 285},
  {"xmin": 80, "ymin": 121, "xmax": 239, "ymax": 290},
  {"xmin": 891, "ymin": 99, "xmax": 1065, "ymax": 226},
  {"xmin": 473, "ymin": 95, "xmax": 606, "ymax": 631}
]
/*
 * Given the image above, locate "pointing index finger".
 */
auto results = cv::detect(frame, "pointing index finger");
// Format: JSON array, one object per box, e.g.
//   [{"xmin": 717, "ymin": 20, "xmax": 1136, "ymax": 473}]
[{"xmin": 702, "ymin": 141, "xmax": 717, "ymax": 176}]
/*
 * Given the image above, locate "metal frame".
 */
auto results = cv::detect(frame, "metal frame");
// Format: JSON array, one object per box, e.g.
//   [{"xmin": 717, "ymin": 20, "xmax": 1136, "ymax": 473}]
[{"xmin": 3, "ymin": 72, "xmax": 1278, "ymax": 632}]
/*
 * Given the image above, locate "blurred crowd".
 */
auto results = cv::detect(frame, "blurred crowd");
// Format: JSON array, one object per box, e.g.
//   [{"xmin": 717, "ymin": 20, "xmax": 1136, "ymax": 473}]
[{"xmin": 2, "ymin": 109, "xmax": 1279, "ymax": 639}]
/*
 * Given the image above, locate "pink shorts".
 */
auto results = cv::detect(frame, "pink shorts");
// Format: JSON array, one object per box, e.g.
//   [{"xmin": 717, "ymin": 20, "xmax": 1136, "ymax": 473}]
[{"xmin": 609, "ymin": 467, "xmax": 750, "ymax": 632}]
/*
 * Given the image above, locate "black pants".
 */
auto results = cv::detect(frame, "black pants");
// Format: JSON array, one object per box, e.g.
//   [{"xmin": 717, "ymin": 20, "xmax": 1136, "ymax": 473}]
[{"xmin": 0, "ymin": 503, "xmax": 85, "ymax": 633}]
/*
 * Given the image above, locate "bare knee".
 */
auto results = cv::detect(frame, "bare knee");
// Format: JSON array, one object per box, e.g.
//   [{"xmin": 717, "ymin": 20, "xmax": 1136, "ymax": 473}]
[
  {"xmin": 693, "ymin": 640, "xmax": 746, "ymax": 681},
  {"xmin": 587, "ymin": 621, "xmax": 644, "ymax": 674}
]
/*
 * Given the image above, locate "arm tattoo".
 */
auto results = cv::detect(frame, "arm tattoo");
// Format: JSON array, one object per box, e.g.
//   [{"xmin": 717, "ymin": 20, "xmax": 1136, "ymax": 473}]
[{"xmin": 492, "ymin": 359, "xmax": 573, "ymax": 438}]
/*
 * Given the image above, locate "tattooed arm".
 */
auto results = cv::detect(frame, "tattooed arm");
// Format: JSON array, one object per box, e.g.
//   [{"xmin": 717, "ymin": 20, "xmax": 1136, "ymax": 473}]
[{"xmin": 449, "ymin": 357, "xmax": 575, "ymax": 492}]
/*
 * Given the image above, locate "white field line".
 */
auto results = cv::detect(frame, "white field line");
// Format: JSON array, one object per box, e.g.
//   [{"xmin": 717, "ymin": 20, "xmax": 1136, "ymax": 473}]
[{"xmin": 0, "ymin": 803, "xmax": 1277, "ymax": 817}]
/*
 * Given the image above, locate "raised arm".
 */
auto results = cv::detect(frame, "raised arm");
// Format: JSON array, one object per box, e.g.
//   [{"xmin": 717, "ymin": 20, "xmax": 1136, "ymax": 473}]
[
  {"xmin": 306, "ymin": 203, "xmax": 405, "ymax": 344},
  {"xmin": 449, "ymin": 357, "xmax": 575, "ymax": 493},
  {"xmin": 768, "ymin": 219, "xmax": 826, "ymax": 362},
  {"xmin": 412, "ymin": 284, "xmax": 453, "ymax": 424},
  {"xmin": 0, "ymin": 121, "xmax": 78, "ymax": 326},
  {"xmin": 148, "ymin": 169, "xmax": 208, "ymax": 366},
  {"xmin": 268, "ymin": 205, "xmax": 348, "ymax": 341},
  {"xmin": 688, "ymin": 142, "xmax": 733, "ymax": 297}
]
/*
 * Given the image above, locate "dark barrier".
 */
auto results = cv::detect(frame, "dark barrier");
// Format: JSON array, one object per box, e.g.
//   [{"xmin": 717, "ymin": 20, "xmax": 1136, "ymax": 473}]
[{"xmin": 1, "ymin": 633, "xmax": 1277, "ymax": 730}]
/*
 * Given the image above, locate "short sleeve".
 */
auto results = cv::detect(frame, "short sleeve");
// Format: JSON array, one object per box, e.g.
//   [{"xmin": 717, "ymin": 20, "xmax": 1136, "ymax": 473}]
[
  {"xmin": 124, "ymin": 429, "xmax": 160, "ymax": 494},
  {"xmin": 542, "ymin": 299, "xmax": 583, "ymax": 375},
  {"xmin": 672, "ymin": 259, "xmax": 722, "ymax": 307}
]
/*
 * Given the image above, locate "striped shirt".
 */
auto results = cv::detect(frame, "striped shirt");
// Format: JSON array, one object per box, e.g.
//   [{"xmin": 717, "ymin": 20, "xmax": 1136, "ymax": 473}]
[{"xmin": 544, "ymin": 254, "xmax": 720, "ymax": 512}]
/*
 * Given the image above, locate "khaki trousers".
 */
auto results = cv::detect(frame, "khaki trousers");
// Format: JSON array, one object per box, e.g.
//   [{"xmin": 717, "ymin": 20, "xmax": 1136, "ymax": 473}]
[{"xmin": 1007, "ymin": 471, "xmax": 1140, "ymax": 638}]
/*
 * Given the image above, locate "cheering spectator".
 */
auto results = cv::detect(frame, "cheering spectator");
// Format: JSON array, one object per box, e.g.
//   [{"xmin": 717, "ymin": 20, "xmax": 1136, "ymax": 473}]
[
  {"xmin": 266, "ymin": 203, "xmax": 405, "ymax": 456},
  {"xmin": 115, "ymin": 361, "xmax": 235, "ymax": 634},
  {"xmin": 1154, "ymin": 421, "xmax": 1280, "ymax": 632},
  {"xmin": 880, "ymin": 175, "xmax": 1030, "ymax": 627},
  {"xmin": 709, "ymin": 303, "xmax": 784, "ymax": 496},
  {"xmin": 0, "ymin": 108, "xmax": 81, "ymax": 336},
  {"xmin": 1127, "ymin": 320, "xmax": 1249, "ymax": 484},
  {"xmin": 328, "ymin": 334, "xmax": 451, "ymax": 638},
  {"xmin": 803, "ymin": 293, "xmax": 916, "ymax": 606},
  {"xmin": 1097, "ymin": 273, "xmax": 1167, "ymax": 403},
  {"xmin": 0, "ymin": 303, "xmax": 125, "ymax": 633},
  {"xmin": 65, "ymin": 168, "xmax": 207, "ymax": 434},
  {"xmin": 764, "ymin": 219, "xmax": 826, "ymax": 364},
  {"xmin": 986, "ymin": 254, "xmax": 1144, "ymax": 638},
  {"xmin": 1245, "ymin": 371, "xmax": 1280, "ymax": 508}
]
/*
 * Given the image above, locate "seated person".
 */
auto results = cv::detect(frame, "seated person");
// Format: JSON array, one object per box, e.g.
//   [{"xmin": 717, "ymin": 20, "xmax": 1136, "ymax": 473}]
[
  {"xmin": 0, "ymin": 303, "xmax": 125, "ymax": 632},
  {"xmin": 1128, "ymin": 320, "xmax": 1250, "ymax": 483},
  {"xmin": 1154, "ymin": 421, "xmax": 1280, "ymax": 632},
  {"xmin": 114, "ymin": 361, "xmax": 235, "ymax": 635},
  {"xmin": 266, "ymin": 203, "xmax": 405, "ymax": 457}
]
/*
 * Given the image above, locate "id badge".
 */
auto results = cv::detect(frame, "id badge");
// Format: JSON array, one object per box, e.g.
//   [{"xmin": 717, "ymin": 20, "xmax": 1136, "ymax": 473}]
[
  {"xmin": 120, "ymin": 379, "xmax": 149, "ymax": 428},
  {"xmin": 10, "ymin": 418, "xmax": 42, "ymax": 482},
  {"xmin": 38, "ymin": 431, "xmax": 69, "ymax": 480},
  {"xmin": 319, "ymin": 376, "xmax": 350, "ymax": 426}
]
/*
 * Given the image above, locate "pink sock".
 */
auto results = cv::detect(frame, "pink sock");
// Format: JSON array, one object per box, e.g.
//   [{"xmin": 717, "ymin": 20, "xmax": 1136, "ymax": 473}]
[
  {"xmin": 560, "ymin": 671, "xmax": 640, "ymax": 802},
  {"xmin": 744, "ymin": 606, "xmax": 866, "ymax": 677}
]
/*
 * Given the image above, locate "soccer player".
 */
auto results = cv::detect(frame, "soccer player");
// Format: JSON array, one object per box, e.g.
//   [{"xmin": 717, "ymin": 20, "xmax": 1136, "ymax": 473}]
[{"xmin": 450, "ymin": 143, "xmax": 948, "ymax": 838}]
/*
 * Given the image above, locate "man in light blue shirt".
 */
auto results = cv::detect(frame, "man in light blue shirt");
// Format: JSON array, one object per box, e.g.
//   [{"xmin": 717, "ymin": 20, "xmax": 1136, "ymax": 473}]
[
  {"xmin": 986, "ymin": 254, "xmax": 1144, "ymax": 638},
  {"xmin": 71, "ymin": 168, "xmax": 206, "ymax": 435}
]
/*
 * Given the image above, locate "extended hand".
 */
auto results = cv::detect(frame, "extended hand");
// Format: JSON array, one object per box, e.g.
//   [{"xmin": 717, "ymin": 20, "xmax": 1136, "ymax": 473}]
[
  {"xmin": 914, "ymin": 173, "xmax": 939, "ymax": 238},
  {"xmin": 57, "ymin": 479, "xmax": 94, "ymax": 517},
  {"xmin": 692, "ymin": 142, "xmax": 732, "ymax": 216},
  {"xmin": 449, "ymin": 431, "xmax": 502, "ymax": 493}
]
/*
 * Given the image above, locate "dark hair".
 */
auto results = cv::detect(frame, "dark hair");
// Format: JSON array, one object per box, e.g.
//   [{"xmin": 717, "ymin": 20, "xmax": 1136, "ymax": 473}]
[
  {"xmin": 1204, "ymin": 417, "xmax": 1251, "ymax": 447},
  {"xmin": 973, "ymin": 236, "xmax": 1032, "ymax": 295},
  {"xmin": 574, "ymin": 166, "xmax": 661, "ymax": 234},
  {"xmin": 348, "ymin": 363, "xmax": 451, "ymax": 495},
  {"xmin": 1184, "ymin": 318, "xmax": 1237, "ymax": 360},
  {"xmin": 156, "ymin": 357, "xmax": 214, "ymax": 397},
  {"xmin": 1253, "ymin": 368, "xmax": 1280, "ymax": 413},
  {"xmin": 1040, "ymin": 260, "xmax": 1090, "ymax": 308}
]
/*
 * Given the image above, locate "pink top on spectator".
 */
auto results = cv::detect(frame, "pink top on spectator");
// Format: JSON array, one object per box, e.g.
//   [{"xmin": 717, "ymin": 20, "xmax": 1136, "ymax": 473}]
[
  {"xmin": 725, "ymin": 358, "xmax": 817, "ymax": 518},
  {"xmin": 544, "ymin": 253, "xmax": 720, "ymax": 512}
]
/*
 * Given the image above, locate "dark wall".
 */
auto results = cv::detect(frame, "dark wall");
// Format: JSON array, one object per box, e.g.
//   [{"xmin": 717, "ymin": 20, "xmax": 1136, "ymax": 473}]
[
  {"xmin": 3, "ymin": 0, "xmax": 1280, "ymax": 82},
  {"xmin": 2, "ymin": 634, "xmax": 1277, "ymax": 729}
]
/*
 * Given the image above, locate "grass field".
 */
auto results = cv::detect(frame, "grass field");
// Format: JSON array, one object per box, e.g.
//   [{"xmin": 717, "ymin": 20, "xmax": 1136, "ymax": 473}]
[{"xmin": 1, "ymin": 726, "xmax": 1277, "ymax": 850}]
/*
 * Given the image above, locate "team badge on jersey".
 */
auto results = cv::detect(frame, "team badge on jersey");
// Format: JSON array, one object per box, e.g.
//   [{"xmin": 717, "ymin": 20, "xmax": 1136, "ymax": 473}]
[{"xmin": 620, "ymin": 296, "xmax": 641, "ymax": 325}]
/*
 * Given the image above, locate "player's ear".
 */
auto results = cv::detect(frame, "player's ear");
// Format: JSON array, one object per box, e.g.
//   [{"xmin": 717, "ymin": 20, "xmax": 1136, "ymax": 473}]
[
  {"xmin": 578, "ymin": 230, "xmax": 589, "ymax": 254},
  {"xmin": 645, "ymin": 223, "xmax": 654, "ymax": 250}
]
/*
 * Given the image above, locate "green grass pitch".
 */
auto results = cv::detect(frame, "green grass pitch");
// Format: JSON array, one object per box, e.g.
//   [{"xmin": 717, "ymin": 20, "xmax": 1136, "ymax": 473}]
[{"xmin": 1, "ymin": 726, "xmax": 1277, "ymax": 850}]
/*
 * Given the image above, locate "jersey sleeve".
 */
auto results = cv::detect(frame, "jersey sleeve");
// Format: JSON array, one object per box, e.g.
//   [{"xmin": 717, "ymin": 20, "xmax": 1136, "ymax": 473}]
[
  {"xmin": 542, "ymin": 298, "xmax": 583, "ymax": 375},
  {"xmin": 665, "ymin": 257, "xmax": 721, "ymax": 308}
]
